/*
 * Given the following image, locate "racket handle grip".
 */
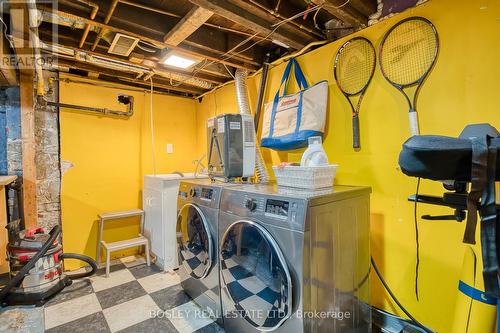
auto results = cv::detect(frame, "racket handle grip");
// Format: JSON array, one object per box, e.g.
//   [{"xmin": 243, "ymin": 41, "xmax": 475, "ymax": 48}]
[
  {"xmin": 352, "ymin": 115, "xmax": 360, "ymax": 149},
  {"xmin": 409, "ymin": 110, "xmax": 420, "ymax": 136}
]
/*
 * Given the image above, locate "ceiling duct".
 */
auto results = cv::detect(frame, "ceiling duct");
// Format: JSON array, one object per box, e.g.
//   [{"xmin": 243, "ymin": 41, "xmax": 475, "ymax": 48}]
[{"xmin": 108, "ymin": 33, "xmax": 140, "ymax": 56}]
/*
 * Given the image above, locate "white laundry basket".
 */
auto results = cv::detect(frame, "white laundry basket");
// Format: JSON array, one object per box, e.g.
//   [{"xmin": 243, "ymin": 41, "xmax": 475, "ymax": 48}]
[{"xmin": 272, "ymin": 164, "xmax": 338, "ymax": 190}]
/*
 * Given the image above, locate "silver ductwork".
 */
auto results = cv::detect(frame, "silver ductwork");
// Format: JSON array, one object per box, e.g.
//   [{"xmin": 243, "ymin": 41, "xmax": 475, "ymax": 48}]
[{"xmin": 235, "ymin": 69, "xmax": 269, "ymax": 184}]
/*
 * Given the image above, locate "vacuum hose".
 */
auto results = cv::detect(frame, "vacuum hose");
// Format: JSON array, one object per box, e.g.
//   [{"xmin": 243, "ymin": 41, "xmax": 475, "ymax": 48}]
[
  {"xmin": 0, "ymin": 225, "xmax": 98, "ymax": 304},
  {"xmin": 60, "ymin": 253, "xmax": 98, "ymax": 279}
]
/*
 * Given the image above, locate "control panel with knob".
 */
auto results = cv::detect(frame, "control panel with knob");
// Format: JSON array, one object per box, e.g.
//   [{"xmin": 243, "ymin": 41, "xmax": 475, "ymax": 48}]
[
  {"xmin": 189, "ymin": 188, "xmax": 197, "ymax": 198},
  {"xmin": 245, "ymin": 198, "xmax": 257, "ymax": 212}
]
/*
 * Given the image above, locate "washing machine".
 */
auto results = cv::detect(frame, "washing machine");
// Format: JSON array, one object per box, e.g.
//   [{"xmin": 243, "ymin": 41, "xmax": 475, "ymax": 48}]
[
  {"xmin": 176, "ymin": 179, "xmax": 238, "ymax": 325},
  {"xmin": 218, "ymin": 184, "xmax": 372, "ymax": 333}
]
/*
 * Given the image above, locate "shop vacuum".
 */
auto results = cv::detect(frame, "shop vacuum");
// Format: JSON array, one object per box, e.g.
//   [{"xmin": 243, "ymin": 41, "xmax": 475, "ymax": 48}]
[{"xmin": 0, "ymin": 220, "xmax": 97, "ymax": 307}]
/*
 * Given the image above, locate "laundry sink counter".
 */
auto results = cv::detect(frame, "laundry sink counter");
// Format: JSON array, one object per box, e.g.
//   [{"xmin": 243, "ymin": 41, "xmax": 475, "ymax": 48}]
[{"xmin": 143, "ymin": 172, "xmax": 208, "ymax": 272}]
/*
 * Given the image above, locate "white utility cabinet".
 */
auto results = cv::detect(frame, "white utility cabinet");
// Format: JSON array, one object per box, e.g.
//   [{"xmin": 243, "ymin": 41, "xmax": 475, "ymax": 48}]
[{"xmin": 143, "ymin": 173, "xmax": 208, "ymax": 272}]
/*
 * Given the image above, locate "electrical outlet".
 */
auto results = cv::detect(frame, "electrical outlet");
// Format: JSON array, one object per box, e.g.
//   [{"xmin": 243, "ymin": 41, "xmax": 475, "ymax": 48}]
[{"xmin": 166, "ymin": 144, "xmax": 174, "ymax": 154}]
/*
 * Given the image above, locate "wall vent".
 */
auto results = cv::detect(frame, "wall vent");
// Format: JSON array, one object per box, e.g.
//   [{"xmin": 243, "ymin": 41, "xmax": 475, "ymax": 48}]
[{"xmin": 108, "ymin": 33, "xmax": 140, "ymax": 57}]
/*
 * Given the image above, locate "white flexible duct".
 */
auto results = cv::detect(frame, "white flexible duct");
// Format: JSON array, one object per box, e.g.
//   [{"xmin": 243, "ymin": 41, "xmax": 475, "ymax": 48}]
[{"xmin": 235, "ymin": 69, "xmax": 269, "ymax": 183}]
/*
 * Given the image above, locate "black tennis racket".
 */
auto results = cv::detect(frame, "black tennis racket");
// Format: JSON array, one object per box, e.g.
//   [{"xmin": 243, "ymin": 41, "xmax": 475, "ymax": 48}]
[
  {"xmin": 334, "ymin": 37, "xmax": 376, "ymax": 150},
  {"xmin": 379, "ymin": 17, "xmax": 439, "ymax": 136}
]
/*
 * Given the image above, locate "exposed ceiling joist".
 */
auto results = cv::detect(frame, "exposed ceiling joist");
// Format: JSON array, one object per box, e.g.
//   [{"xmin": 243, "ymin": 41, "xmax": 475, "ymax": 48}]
[
  {"xmin": 163, "ymin": 6, "xmax": 213, "ymax": 46},
  {"xmin": 187, "ymin": 0, "xmax": 313, "ymax": 50},
  {"xmin": 118, "ymin": 0, "xmax": 270, "ymax": 40},
  {"xmin": 38, "ymin": 6, "xmax": 256, "ymax": 70},
  {"xmin": 38, "ymin": 27, "xmax": 232, "ymax": 81},
  {"xmin": 311, "ymin": 0, "xmax": 368, "ymax": 27},
  {"xmin": 92, "ymin": 0, "xmax": 119, "ymax": 51}
]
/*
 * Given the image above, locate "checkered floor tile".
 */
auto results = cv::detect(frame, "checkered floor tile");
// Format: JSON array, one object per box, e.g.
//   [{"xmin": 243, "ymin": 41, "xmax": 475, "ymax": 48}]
[{"xmin": 43, "ymin": 256, "xmax": 225, "ymax": 333}]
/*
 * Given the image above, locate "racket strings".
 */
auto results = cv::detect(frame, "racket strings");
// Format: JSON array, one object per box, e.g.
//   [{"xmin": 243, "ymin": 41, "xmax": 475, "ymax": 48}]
[
  {"xmin": 336, "ymin": 39, "xmax": 376, "ymax": 95},
  {"xmin": 381, "ymin": 20, "xmax": 437, "ymax": 86}
]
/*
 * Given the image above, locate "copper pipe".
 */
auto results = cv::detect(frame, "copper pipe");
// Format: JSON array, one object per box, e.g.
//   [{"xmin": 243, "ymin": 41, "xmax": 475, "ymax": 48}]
[
  {"xmin": 92, "ymin": 0, "xmax": 119, "ymax": 51},
  {"xmin": 77, "ymin": 0, "xmax": 99, "ymax": 48}
]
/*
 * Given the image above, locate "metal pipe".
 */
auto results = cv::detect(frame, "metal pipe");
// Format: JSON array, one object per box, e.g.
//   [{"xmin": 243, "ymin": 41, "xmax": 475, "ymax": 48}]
[
  {"xmin": 76, "ymin": 0, "xmax": 99, "ymax": 48},
  {"xmin": 25, "ymin": 0, "xmax": 45, "ymax": 96},
  {"xmin": 46, "ymin": 95, "xmax": 134, "ymax": 117},
  {"xmin": 92, "ymin": 0, "xmax": 119, "ymax": 51},
  {"xmin": 254, "ymin": 53, "xmax": 270, "ymax": 130}
]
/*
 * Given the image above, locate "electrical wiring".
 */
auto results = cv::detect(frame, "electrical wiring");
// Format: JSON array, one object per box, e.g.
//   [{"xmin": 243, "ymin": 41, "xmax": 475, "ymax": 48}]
[
  {"xmin": 0, "ymin": 17, "xmax": 15, "ymax": 49},
  {"xmin": 136, "ymin": 43, "xmax": 157, "ymax": 53},
  {"xmin": 196, "ymin": 39, "xmax": 328, "ymax": 99},
  {"xmin": 371, "ymin": 257, "xmax": 436, "ymax": 333},
  {"xmin": 415, "ymin": 177, "xmax": 421, "ymax": 301},
  {"xmin": 313, "ymin": 0, "xmax": 351, "ymax": 32},
  {"xmin": 223, "ymin": 63, "xmax": 235, "ymax": 79},
  {"xmin": 270, "ymin": 4, "xmax": 322, "ymax": 27},
  {"xmin": 139, "ymin": 40, "xmax": 162, "ymax": 49},
  {"xmin": 165, "ymin": 4, "xmax": 327, "ymax": 88},
  {"xmin": 149, "ymin": 77, "xmax": 157, "ymax": 176}
]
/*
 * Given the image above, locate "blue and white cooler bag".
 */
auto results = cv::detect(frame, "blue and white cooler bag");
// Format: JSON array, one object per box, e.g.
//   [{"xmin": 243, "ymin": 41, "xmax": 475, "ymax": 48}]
[{"xmin": 261, "ymin": 58, "xmax": 328, "ymax": 150}]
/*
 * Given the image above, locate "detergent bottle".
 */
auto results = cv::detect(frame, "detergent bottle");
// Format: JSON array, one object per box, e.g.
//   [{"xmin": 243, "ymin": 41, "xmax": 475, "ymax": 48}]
[{"xmin": 300, "ymin": 136, "xmax": 329, "ymax": 167}]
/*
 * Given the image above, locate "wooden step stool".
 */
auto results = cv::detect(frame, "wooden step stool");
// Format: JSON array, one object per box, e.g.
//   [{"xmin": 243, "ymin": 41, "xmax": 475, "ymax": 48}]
[{"xmin": 97, "ymin": 209, "xmax": 150, "ymax": 277}]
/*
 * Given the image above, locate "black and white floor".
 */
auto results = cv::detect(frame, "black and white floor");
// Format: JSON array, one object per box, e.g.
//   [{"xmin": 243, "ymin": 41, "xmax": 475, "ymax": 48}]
[{"xmin": 0, "ymin": 256, "xmax": 224, "ymax": 333}]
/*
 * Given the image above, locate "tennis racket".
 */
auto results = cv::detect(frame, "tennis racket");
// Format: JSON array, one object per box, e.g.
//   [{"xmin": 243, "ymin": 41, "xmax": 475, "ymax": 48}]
[
  {"xmin": 379, "ymin": 17, "xmax": 439, "ymax": 136},
  {"xmin": 334, "ymin": 37, "xmax": 376, "ymax": 150}
]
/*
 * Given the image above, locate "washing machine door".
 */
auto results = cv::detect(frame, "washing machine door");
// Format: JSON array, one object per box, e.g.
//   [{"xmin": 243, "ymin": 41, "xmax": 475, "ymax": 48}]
[
  {"xmin": 220, "ymin": 220, "xmax": 292, "ymax": 331},
  {"xmin": 177, "ymin": 203, "xmax": 213, "ymax": 279}
]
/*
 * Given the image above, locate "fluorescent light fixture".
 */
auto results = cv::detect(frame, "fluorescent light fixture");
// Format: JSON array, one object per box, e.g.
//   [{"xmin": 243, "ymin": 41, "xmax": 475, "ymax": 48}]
[{"xmin": 162, "ymin": 54, "xmax": 197, "ymax": 69}]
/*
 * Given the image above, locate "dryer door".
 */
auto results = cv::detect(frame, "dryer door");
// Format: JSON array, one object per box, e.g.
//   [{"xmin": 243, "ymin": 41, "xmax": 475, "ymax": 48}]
[
  {"xmin": 220, "ymin": 220, "xmax": 292, "ymax": 331},
  {"xmin": 177, "ymin": 203, "xmax": 213, "ymax": 279}
]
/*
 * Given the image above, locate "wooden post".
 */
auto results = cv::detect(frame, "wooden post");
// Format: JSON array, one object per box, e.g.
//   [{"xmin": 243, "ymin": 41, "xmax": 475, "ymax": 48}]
[
  {"xmin": 0, "ymin": 175, "xmax": 16, "ymax": 273},
  {"xmin": 19, "ymin": 72, "xmax": 37, "ymax": 229}
]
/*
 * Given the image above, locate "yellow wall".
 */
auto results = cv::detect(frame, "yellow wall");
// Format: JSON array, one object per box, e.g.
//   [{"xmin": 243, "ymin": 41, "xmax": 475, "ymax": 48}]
[
  {"xmin": 195, "ymin": 1, "xmax": 500, "ymax": 332},
  {"xmin": 59, "ymin": 76, "xmax": 199, "ymax": 267}
]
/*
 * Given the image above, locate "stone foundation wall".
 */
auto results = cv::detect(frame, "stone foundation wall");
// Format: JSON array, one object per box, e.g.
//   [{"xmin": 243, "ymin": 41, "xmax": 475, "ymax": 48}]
[{"xmin": 35, "ymin": 71, "xmax": 61, "ymax": 231}]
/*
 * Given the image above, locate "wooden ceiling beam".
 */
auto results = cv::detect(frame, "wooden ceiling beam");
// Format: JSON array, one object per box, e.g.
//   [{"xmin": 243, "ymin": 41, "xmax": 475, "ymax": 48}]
[
  {"xmin": 187, "ymin": 0, "xmax": 313, "ymax": 50},
  {"xmin": 118, "ymin": 0, "xmax": 270, "ymax": 41},
  {"xmin": 38, "ymin": 5, "xmax": 255, "ymax": 70},
  {"xmin": 228, "ymin": 0, "xmax": 321, "ymax": 41},
  {"xmin": 163, "ymin": 6, "xmax": 213, "ymax": 46},
  {"xmin": 310, "ymin": 0, "xmax": 368, "ymax": 27},
  {"xmin": 92, "ymin": 0, "xmax": 119, "ymax": 51},
  {"xmin": 101, "ymin": 14, "xmax": 259, "ymax": 66}
]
